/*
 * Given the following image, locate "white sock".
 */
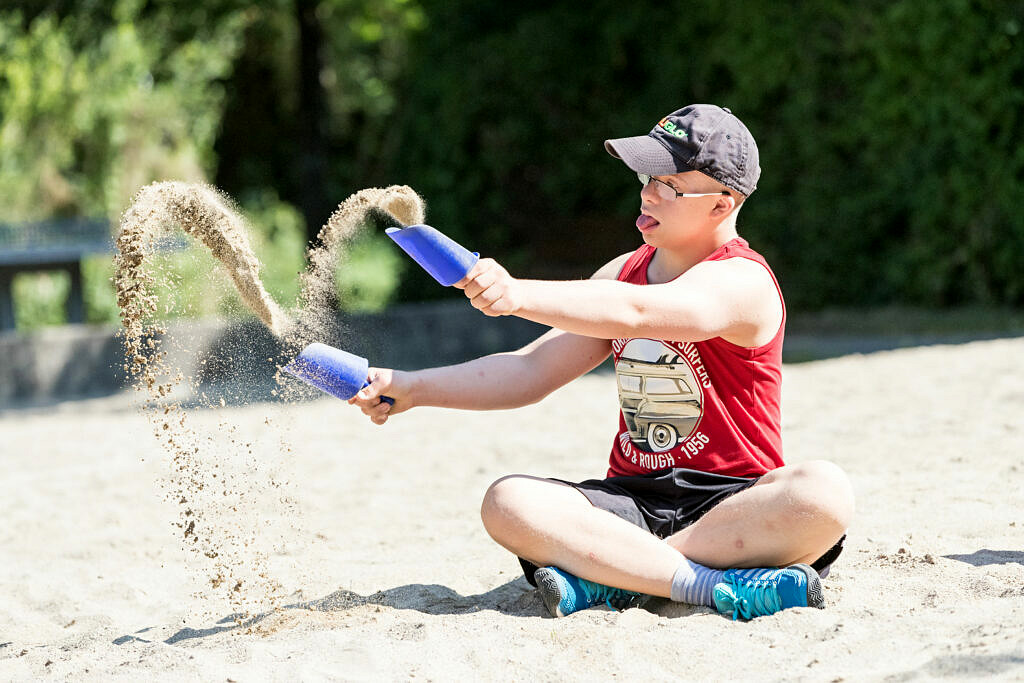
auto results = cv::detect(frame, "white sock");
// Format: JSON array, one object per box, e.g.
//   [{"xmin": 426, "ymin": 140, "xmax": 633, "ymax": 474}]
[{"xmin": 670, "ymin": 558, "xmax": 726, "ymax": 608}]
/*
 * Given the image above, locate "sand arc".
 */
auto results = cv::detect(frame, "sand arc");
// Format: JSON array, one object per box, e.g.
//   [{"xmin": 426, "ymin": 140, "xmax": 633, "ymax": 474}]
[{"xmin": 112, "ymin": 180, "xmax": 424, "ymax": 618}]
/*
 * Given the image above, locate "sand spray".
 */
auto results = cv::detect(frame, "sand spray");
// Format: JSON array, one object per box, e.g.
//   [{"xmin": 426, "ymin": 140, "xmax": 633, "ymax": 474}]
[{"xmin": 115, "ymin": 181, "xmax": 424, "ymax": 622}]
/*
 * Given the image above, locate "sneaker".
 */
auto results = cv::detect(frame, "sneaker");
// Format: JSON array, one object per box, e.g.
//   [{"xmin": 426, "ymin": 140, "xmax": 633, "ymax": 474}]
[
  {"xmin": 534, "ymin": 566, "xmax": 650, "ymax": 617},
  {"xmin": 712, "ymin": 563, "xmax": 825, "ymax": 620}
]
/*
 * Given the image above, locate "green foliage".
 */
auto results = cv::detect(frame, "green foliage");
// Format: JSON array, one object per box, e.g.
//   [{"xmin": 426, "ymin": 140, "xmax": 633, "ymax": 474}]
[
  {"xmin": 240, "ymin": 189, "xmax": 308, "ymax": 308},
  {"xmin": 335, "ymin": 231, "xmax": 407, "ymax": 312},
  {"xmin": 388, "ymin": 0, "xmax": 1024, "ymax": 307},
  {"xmin": 0, "ymin": 2, "xmax": 246, "ymax": 220},
  {"xmin": 319, "ymin": 0, "xmax": 427, "ymax": 127},
  {"xmin": 0, "ymin": 1, "xmax": 248, "ymax": 330},
  {"xmin": 2, "ymin": 0, "xmax": 412, "ymax": 330},
  {"xmin": 4, "ymin": 0, "xmax": 1024, "ymax": 333},
  {"xmin": 82, "ymin": 255, "xmax": 119, "ymax": 324},
  {"xmin": 11, "ymin": 271, "xmax": 68, "ymax": 330},
  {"xmin": 213, "ymin": 0, "xmax": 427, "ymax": 232}
]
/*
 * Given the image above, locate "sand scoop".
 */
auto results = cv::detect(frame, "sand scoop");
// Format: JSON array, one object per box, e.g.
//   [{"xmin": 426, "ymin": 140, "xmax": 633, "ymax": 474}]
[
  {"xmin": 283, "ymin": 342, "xmax": 394, "ymax": 404},
  {"xmin": 385, "ymin": 223, "xmax": 479, "ymax": 286}
]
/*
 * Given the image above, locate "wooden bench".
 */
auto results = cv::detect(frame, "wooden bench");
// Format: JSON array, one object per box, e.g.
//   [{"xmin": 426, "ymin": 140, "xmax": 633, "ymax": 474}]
[{"xmin": 0, "ymin": 218, "xmax": 111, "ymax": 331}]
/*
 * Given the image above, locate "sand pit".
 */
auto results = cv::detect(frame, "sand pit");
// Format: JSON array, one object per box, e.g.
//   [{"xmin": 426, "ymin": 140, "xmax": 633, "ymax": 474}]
[{"xmin": 1, "ymin": 336, "xmax": 1022, "ymax": 679}]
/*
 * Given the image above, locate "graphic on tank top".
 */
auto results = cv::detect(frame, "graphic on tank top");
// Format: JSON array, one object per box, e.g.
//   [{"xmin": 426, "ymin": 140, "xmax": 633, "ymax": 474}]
[{"xmin": 612, "ymin": 337, "xmax": 707, "ymax": 453}]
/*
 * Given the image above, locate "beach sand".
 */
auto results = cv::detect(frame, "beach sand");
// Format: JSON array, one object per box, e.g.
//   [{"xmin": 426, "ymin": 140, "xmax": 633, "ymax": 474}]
[{"xmin": 1, "ymin": 336, "xmax": 1022, "ymax": 681}]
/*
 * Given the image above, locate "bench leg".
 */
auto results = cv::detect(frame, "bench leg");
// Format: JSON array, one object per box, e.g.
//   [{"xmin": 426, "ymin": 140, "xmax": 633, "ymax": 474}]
[
  {"xmin": 67, "ymin": 260, "xmax": 84, "ymax": 325},
  {"xmin": 0, "ymin": 268, "xmax": 14, "ymax": 331}
]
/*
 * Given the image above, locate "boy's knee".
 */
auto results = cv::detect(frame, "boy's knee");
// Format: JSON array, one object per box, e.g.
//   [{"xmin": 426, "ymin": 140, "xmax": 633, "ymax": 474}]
[
  {"xmin": 790, "ymin": 459, "xmax": 850, "ymax": 488},
  {"xmin": 782, "ymin": 460, "xmax": 855, "ymax": 529},
  {"xmin": 480, "ymin": 475, "xmax": 586, "ymax": 547},
  {"xmin": 480, "ymin": 475, "xmax": 535, "ymax": 540}
]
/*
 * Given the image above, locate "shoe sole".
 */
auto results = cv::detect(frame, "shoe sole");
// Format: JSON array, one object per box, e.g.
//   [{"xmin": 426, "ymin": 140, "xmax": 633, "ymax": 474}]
[
  {"xmin": 792, "ymin": 563, "xmax": 825, "ymax": 609},
  {"xmin": 534, "ymin": 567, "xmax": 567, "ymax": 617}
]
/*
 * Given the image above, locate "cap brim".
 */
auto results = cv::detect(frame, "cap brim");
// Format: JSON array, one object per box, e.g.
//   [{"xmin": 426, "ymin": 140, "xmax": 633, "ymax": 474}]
[{"xmin": 604, "ymin": 135, "xmax": 691, "ymax": 175}]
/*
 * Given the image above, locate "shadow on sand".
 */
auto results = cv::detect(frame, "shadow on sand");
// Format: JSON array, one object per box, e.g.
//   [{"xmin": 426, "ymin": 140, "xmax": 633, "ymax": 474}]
[
  {"xmin": 114, "ymin": 577, "xmax": 549, "ymax": 646},
  {"xmin": 890, "ymin": 653, "xmax": 1024, "ymax": 680},
  {"xmin": 942, "ymin": 549, "xmax": 1024, "ymax": 567}
]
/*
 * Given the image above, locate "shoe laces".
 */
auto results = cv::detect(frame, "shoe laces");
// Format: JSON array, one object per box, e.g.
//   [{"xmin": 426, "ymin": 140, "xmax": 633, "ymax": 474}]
[
  {"xmin": 724, "ymin": 574, "xmax": 783, "ymax": 620},
  {"xmin": 578, "ymin": 577, "xmax": 643, "ymax": 611}
]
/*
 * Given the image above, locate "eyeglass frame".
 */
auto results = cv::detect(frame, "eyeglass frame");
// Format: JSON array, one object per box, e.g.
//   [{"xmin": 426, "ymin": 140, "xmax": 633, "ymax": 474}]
[{"xmin": 637, "ymin": 173, "xmax": 730, "ymax": 199}]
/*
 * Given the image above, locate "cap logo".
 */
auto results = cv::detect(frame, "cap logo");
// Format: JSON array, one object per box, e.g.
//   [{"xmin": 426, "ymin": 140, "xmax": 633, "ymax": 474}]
[{"xmin": 657, "ymin": 117, "xmax": 688, "ymax": 139}]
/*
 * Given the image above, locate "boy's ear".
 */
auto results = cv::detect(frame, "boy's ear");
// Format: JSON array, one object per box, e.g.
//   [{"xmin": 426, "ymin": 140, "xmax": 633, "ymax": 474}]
[{"xmin": 710, "ymin": 194, "xmax": 737, "ymax": 218}]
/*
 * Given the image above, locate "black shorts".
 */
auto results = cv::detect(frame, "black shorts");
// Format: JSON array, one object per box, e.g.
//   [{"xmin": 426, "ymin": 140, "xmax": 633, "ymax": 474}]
[{"xmin": 518, "ymin": 467, "xmax": 845, "ymax": 586}]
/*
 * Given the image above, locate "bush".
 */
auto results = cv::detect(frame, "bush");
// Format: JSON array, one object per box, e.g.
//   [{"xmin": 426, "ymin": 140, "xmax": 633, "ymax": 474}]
[
  {"xmin": 6, "ymin": 0, "xmax": 1023, "ymax": 324},
  {"xmin": 387, "ymin": 0, "xmax": 1024, "ymax": 308},
  {"xmin": 11, "ymin": 271, "xmax": 69, "ymax": 330}
]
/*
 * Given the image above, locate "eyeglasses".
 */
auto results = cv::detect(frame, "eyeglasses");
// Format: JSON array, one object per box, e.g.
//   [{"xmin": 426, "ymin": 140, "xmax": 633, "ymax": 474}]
[{"xmin": 637, "ymin": 173, "xmax": 730, "ymax": 201}]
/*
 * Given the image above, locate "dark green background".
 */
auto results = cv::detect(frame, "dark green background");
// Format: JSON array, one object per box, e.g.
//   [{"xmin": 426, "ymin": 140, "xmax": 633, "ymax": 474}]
[{"xmin": 4, "ymin": 0, "xmax": 1022, "ymax": 312}]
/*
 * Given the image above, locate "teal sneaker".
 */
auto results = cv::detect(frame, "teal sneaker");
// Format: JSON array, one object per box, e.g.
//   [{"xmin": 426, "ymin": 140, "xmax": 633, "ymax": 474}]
[
  {"xmin": 712, "ymin": 563, "xmax": 825, "ymax": 620},
  {"xmin": 534, "ymin": 566, "xmax": 650, "ymax": 617}
]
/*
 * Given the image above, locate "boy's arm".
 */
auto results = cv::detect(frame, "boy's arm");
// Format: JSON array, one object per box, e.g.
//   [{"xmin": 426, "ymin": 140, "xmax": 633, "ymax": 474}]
[
  {"xmin": 401, "ymin": 328, "xmax": 610, "ymax": 410},
  {"xmin": 348, "ymin": 253, "xmax": 631, "ymax": 425},
  {"xmin": 456, "ymin": 255, "xmax": 781, "ymax": 347}
]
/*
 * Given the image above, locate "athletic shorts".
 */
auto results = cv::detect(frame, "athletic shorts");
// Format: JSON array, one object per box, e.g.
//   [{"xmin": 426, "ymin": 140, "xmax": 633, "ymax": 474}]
[{"xmin": 518, "ymin": 467, "xmax": 846, "ymax": 586}]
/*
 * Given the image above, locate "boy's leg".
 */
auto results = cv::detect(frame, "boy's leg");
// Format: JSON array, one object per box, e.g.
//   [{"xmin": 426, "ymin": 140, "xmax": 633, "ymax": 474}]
[
  {"xmin": 663, "ymin": 460, "xmax": 854, "ymax": 569},
  {"xmin": 480, "ymin": 460, "xmax": 853, "ymax": 599},
  {"xmin": 480, "ymin": 474, "xmax": 681, "ymax": 597}
]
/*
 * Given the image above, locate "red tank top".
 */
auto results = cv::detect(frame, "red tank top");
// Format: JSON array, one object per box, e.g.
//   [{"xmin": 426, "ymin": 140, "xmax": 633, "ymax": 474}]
[{"xmin": 607, "ymin": 238, "xmax": 785, "ymax": 478}]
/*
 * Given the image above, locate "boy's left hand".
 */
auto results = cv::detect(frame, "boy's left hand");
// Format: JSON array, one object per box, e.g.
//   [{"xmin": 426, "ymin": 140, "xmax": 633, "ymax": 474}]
[{"xmin": 455, "ymin": 258, "xmax": 523, "ymax": 316}]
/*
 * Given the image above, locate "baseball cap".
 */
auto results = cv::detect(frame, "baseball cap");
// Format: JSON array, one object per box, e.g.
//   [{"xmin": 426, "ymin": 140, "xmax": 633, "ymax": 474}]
[{"xmin": 604, "ymin": 104, "xmax": 760, "ymax": 196}]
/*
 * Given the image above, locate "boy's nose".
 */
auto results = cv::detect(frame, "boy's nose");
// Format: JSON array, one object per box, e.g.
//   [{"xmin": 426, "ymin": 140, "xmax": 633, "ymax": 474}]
[{"xmin": 640, "ymin": 180, "xmax": 661, "ymax": 203}]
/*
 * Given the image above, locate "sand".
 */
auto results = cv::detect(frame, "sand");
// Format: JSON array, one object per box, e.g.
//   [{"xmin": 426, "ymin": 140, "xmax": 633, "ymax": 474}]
[
  {"xmin": 1, "ymin": 335, "xmax": 1022, "ymax": 680},
  {"xmin": 295, "ymin": 187, "xmax": 424, "ymax": 347},
  {"xmin": 112, "ymin": 182, "xmax": 425, "ymax": 620},
  {"xmin": 117, "ymin": 182, "xmax": 292, "ymax": 339}
]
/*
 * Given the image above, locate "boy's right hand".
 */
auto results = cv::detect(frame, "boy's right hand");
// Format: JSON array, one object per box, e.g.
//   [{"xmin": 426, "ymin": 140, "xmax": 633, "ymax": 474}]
[{"xmin": 348, "ymin": 367, "xmax": 410, "ymax": 425}]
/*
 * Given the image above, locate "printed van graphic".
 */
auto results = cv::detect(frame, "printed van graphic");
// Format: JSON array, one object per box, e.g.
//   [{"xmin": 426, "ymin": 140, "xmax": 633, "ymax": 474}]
[{"xmin": 614, "ymin": 339, "xmax": 705, "ymax": 453}]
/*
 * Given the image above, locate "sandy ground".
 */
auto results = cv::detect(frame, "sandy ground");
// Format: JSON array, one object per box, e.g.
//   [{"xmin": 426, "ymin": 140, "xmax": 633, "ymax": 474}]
[{"xmin": 1, "ymin": 336, "xmax": 1022, "ymax": 681}]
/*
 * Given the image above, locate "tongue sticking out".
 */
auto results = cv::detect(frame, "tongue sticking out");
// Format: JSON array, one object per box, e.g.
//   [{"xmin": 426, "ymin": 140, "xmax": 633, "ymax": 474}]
[{"xmin": 636, "ymin": 214, "xmax": 659, "ymax": 230}]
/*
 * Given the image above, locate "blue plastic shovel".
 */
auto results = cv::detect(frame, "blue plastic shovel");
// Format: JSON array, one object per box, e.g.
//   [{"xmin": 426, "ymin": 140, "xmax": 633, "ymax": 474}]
[
  {"xmin": 385, "ymin": 224, "xmax": 479, "ymax": 287},
  {"xmin": 283, "ymin": 342, "xmax": 394, "ymax": 404}
]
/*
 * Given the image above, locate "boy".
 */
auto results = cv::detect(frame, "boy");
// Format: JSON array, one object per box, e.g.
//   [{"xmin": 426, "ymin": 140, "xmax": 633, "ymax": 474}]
[{"xmin": 350, "ymin": 104, "xmax": 854, "ymax": 619}]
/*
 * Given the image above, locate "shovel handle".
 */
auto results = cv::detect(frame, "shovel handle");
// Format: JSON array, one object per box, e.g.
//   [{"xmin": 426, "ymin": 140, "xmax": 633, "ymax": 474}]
[{"xmin": 360, "ymin": 380, "xmax": 394, "ymax": 405}]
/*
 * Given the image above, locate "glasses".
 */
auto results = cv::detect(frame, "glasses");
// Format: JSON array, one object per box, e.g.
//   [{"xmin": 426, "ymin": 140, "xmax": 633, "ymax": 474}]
[{"xmin": 637, "ymin": 173, "xmax": 729, "ymax": 201}]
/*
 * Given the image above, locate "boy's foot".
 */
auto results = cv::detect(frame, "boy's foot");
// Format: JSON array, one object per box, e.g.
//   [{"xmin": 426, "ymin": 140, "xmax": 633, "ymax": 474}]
[
  {"xmin": 534, "ymin": 566, "xmax": 650, "ymax": 617},
  {"xmin": 712, "ymin": 563, "xmax": 825, "ymax": 620}
]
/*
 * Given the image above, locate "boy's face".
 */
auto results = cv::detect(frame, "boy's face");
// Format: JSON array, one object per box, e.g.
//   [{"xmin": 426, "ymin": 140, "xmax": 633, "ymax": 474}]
[{"xmin": 636, "ymin": 170, "xmax": 734, "ymax": 248}]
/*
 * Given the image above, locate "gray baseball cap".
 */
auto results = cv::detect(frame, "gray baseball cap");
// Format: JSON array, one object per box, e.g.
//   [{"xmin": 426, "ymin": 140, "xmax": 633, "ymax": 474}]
[{"xmin": 605, "ymin": 104, "xmax": 760, "ymax": 196}]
